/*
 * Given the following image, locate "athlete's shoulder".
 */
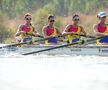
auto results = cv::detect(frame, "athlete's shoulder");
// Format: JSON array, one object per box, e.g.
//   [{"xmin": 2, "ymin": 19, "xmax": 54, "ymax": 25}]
[
  {"xmin": 65, "ymin": 24, "xmax": 72, "ymax": 29},
  {"xmin": 42, "ymin": 25, "xmax": 48, "ymax": 31},
  {"xmin": 18, "ymin": 24, "xmax": 25, "ymax": 30},
  {"xmin": 19, "ymin": 24, "xmax": 25, "ymax": 27},
  {"xmin": 44, "ymin": 25, "xmax": 48, "ymax": 28},
  {"xmin": 93, "ymin": 24, "xmax": 98, "ymax": 29}
]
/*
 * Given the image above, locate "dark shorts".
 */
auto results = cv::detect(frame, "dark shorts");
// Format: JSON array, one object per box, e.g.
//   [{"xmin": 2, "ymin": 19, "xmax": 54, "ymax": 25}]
[
  {"xmin": 99, "ymin": 37, "xmax": 108, "ymax": 43},
  {"xmin": 72, "ymin": 38, "xmax": 80, "ymax": 44},
  {"xmin": 23, "ymin": 38, "xmax": 32, "ymax": 43},
  {"xmin": 67, "ymin": 38, "xmax": 80, "ymax": 44},
  {"xmin": 48, "ymin": 37, "xmax": 57, "ymax": 44}
]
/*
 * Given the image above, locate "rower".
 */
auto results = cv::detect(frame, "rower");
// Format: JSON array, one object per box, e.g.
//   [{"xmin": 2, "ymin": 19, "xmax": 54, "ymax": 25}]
[
  {"xmin": 62, "ymin": 14, "xmax": 87, "ymax": 44},
  {"xmin": 15, "ymin": 13, "xmax": 42, "ymax": 43},
  {"xmin": 42, "ymin": 15, "xmax": 62, "ymax": 45},
  {"xmin": 93, "ymin": 12, "xmax": 108, "ymax": 46}
]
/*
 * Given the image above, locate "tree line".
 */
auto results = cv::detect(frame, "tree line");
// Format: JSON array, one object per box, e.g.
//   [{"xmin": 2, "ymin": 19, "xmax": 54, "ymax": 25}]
[{"xmin": 0, "ymin": 0, "xmax": 108, "ymax": 18}]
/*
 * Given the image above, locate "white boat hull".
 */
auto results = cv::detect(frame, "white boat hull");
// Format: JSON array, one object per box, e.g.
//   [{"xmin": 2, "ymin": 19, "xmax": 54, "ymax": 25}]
[{"xmin": 1, "ymin": 44, "xmax": 107, "ymax": 56}]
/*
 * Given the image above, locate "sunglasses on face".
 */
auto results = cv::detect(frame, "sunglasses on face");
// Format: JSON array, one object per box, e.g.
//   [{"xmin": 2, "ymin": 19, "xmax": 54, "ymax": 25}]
[
  {"xmin": 102, "ymin": 16, "xmax": 106, "ymax": 18},
  {"xmin": 50, "ymin": 20, "xmax": 55, "ymax": 22},
  {"xmin": 26, "ymin": 18, "xmax": 32, "ymax": 20},
  {"xmin": 73, "ymin": 18, "xmax": 80, "ymax": 21}
]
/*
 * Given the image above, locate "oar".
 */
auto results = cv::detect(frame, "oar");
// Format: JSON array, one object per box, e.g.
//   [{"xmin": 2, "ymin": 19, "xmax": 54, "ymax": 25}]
[
  {"xmin": 22, "ymin": 36, "xmax": 106, "ymax": 55},
  {"xmin": 74, "ymin": 34, "xmax": 95, "ymax": 38},
  {"xmin": 63, "ymin": 32, "xmax": 95, "ymax": 38},
  {"xmin": 67, "ymin": 33, "xmax": 95, "ymax": 38},
  {"xmin": 58, "ymin": 34, "xmax": 96, "ymax": 42},
  {"xmin": 0, "ymin": 34, "xmax": 96, "ymax": 49},
  {"xmin": 0, "ymin": 36, "xmax": 62, "ymax": 49}
]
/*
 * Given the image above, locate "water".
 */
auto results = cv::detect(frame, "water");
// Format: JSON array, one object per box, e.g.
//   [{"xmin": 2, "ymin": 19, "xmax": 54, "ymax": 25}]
[{"xmin": 0, "ymin": 50, "xmax": 108, "ymax": 90}]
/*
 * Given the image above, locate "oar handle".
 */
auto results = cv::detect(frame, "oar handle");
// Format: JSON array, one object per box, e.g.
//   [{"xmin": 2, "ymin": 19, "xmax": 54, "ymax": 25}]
[{"xmin": 74, "ymin": 34, "xmax": 95, "ymax": 38}]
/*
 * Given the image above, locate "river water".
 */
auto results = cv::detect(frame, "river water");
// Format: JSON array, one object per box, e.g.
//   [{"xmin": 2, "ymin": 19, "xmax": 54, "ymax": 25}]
[{"xmin": 0, "ymin": 49, "xmax": 108, "ymax": 90}]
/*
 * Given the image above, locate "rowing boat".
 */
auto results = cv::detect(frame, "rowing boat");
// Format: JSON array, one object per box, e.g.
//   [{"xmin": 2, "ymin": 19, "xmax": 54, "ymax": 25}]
[{"xmin": 1, "ymin": 44, "xmax": 108, "ymax": 56}]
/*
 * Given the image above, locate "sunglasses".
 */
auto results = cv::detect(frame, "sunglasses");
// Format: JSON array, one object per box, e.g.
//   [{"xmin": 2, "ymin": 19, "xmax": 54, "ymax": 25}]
[
  {"xmin": 73, "ymin": 18, "xmax": 80, "ymax": 21},
  {"xmin": 50, "ymin": 20, "xmax": 55, "ymax": 22},
  {"xmin": 102, "ymin": 16, "xmax": 106, "ymax": 18},
  {"xmin": 26, "ymin": 18, "xmax": 32, "ymax": 20}
]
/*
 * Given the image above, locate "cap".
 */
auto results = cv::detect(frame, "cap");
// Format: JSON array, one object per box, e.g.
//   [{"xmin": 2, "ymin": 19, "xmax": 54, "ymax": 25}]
[{"xmin": 97, "ymin": 12, "xmax": 107, "ymax": 18}]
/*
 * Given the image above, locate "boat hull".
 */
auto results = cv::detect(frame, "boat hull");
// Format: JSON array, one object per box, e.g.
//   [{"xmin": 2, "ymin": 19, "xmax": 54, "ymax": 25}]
[{"xmin": 2, "ymin": 45, "xmax": 108, "ymax": 56}]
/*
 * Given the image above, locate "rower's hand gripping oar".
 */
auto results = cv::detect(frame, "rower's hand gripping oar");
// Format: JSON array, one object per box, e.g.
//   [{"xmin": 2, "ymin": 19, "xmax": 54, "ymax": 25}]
[
  {"xmin": 22, "ymin": 36, "xmax": 106, "ymax": 55},
  {"xmin": 62, "ymin": 32, "xmax": 95, "ymax": 38},
  {"xmin": 74, "ymin": 33, "xmax": 95, "ymax": 38}
]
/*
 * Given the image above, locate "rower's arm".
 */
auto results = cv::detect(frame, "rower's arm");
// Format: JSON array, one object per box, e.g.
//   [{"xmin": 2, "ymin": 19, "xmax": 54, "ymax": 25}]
[
  {"xmin": 93, "ymin": 24, "xmax": 106, "ymax": 36},
  {"xmin": 62, "ymin": 25, "xmax": 72, "ymax": 36},
  {"xmin": 42, "ymin": 26, "xmax": 50, "ymax": 38},
  {"xmin": 80, "ymin": 26, "xmax": 87, "ymax": 35},
  {"xmin": 15, "ymin": 25, "xmax": 23, "ymax": 36},
  {"xmin": 56, "ymin": 28, "xmax": 62, "ymax": 36},
  {"xmin": 32, "ymin": 27, "xmax": 43, "ymax": 37}
]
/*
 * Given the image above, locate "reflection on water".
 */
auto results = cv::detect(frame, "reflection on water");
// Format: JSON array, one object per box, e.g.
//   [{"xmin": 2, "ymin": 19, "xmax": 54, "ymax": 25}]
[{"xmin": 0, "ymin": 49, "xmax": 108, "ymax": 90}]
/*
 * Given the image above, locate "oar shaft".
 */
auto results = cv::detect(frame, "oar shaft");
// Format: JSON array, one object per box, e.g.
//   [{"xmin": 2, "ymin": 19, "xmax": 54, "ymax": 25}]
[
  {"xmin": 22, "ymin": 41, "xmax": 83, "ymax": 55},
  {"xmin": 0, "ymin": 42, "xmax": 26, "ymax": 49},
  {"xmin": 74, "ymin": 34, "xmax": 95, "ymax": 38}
]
